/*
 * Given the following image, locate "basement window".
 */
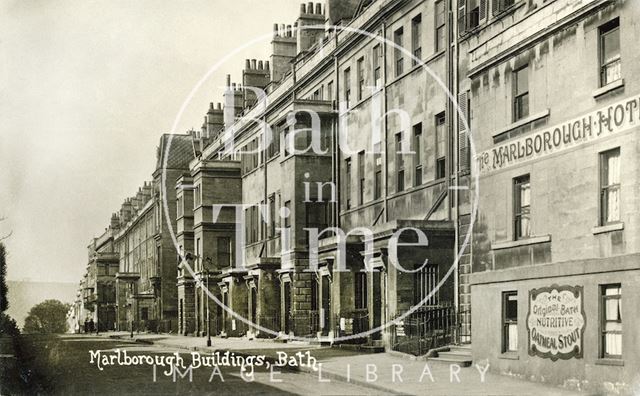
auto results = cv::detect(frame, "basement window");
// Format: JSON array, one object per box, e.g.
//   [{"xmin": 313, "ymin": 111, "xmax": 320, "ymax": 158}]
[
  {"xmin": 600, "ymin": 284, "xmax": 622, "ymax": 359},
  {"xmin": 502, "ymin": 291, "xmax": 518, "ymax": 353}
]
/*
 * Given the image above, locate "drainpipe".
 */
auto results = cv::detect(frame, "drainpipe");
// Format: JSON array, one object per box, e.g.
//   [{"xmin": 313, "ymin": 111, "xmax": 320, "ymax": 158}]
[
  {"xmin": 332, "ymin": 54, "xmax": 338, "ymax": 230},
  {"xmin": 382, "ymin": 21, "xmax": 389, "ymax": 224},
  {"xmin": 381, "ymin": 20, "xmax": 390, "ymax": 346},
  {"xmin": 263, "ymin": 114, "xmax": 268, "ymax": 254},
  {"xmin": 333, "ymin": 28, "xmax": 340, "ymax": 230},
  {"xmin": 451, "ymin": 0, "xmax": 461, "ymax": 340}
]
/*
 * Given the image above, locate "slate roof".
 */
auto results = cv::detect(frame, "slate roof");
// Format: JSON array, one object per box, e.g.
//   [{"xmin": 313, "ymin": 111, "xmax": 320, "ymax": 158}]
[{"xmin": 155, "ymin": 133, "xmax": 195, "ymax": 171}]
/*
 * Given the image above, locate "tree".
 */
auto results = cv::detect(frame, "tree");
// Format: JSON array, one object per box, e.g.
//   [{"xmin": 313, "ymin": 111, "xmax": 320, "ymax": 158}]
[
  {"xmin": 0, "ymin": 241, "xmax": 20, "ymax": 337},
  {"xmin": 23, "ymin": 300, "xmax": 69, "ymax": 334},
  {"xmin": 0, "ymin": 243, "xmax": 8, "ymax": 312},
  {"xmin": 0, "ymin": 312, "xmax": 19, "ymax": 337}
]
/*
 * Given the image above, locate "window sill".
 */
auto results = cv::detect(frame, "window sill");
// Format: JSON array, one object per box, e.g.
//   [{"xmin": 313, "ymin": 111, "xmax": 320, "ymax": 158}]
[
  {"xmin": 492, "ymin": 1, "xmax": 525, "ymax": 22},
  {"xmin": 498, "ymin": 352, "xmax": 519, "ymax": 360},
  {"xmin": 279, "ymin": 151, "xmax": 331, "ymax": 164},
  {"xmin": 592, "ymin": 222, "xmax": 624, "ymax": 235},
  {"xmin": 593, "ymin": 79, "xmax": 625, "ymax": 99},
  {"xmin": 386, "ymin": 51, "xmax": 446, "ymax": 87},
  {"xmin": 462, "ymin": 1, "xmax": 526, "ymax": 39},
  {"xmin": 595, "ymin": 358, "xmax": 624, "ymax": 367},
  {"xmin": 492, "ymin": 109, "xmax": 550, "ymax": 139},
  {"xmin": 491, "ymin": 235, "xmax": 551, "ymax": 251},
  {"xmin": 385, "ymin": 177, "xmax": 447, "ymax": 201},
  {"xmin": 265, "ymin": 154, "xmax": 280, "ymax": 165}
]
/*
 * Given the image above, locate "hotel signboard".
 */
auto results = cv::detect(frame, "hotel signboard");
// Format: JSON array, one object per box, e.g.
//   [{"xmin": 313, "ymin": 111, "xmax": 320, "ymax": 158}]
[
  {"xmin": 526, "ymin": 285, "xmax": 585, "ymax": 361},
  {"xmin": 477, "ymin": 96, "xmax": 640, "ymax": 175}
]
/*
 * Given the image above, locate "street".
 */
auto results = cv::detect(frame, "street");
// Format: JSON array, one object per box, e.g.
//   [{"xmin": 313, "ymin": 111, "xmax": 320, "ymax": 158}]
[{"xmin": 2, "ymin": 335, "xmax": 376, "ymax": 395}]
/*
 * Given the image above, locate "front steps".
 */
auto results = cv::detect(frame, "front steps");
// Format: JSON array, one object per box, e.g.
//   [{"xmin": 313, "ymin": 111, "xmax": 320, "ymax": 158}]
[
  {"xmin": 428, "ymin": 344, "xmax": 472, "ymax": 367},
  {"xmin": 334, "ymin": 340, "xmax": 385, "ymax": 353}
]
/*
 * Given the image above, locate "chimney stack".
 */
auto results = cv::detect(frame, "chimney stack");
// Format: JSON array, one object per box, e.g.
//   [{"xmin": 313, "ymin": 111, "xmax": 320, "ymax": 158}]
[
  {"xmin": 110, "ymin": 213, "xmax": 119, "ymax": 231},
  {"xmin": 134, "ymin": 188, "xmax": 145, "ymax": 210},
  {"xmin": 242, "ymin": 58, "xmax": 271, "ymax": 109},
  {"xmin": 270, "ymin": 21, "xmax": 297, "ymax": 83},
  {"xmin": 223, "ymin": 75, "xmax": 244, "ymax": 123},
  {"xmin": 120, "ymin": 199, "xmax": 134, "ymax": 224},
  {"xmin": 141, "ymin": 182, "xmax": 152, "ymax": 203},
  {"xmin": 296, "ymin": 2, "xmax": 325, "ymax": 54},
  {"xmin": 206, "ymin": 102, "xmax": 224, "ymax": 139}
]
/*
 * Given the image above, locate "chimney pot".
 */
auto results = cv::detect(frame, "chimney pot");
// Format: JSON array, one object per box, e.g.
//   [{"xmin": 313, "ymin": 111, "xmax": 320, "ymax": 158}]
[
  {"xmin": 217, "ymin": 102, "xmax": 222, "ymax": 109},
  {"xmin": 232, "ymin": 82, "xmax": 236, "ymax": 90},
  {"xmin": 226, "ymin": 74, "xmax": 231, "ymax": 87},
  {"xmin": 300, "ymin": 3, "xmax": 306, "ymax": 13},
  {"xmin": 316, "ymin": 3, "xmax": 322, "ymax": 14},
  {"xmin": 245, "ymin": 59, "xmax": 251, "ymax": 68},
  {"xmin": 307, "ymin": 2, "xmax": 313, "ymax": 14},
  {"xmin": 209, "ymin": 102, "xmax": 214, "ymax": 109},
  {"xmin": 265, "ymin": 60, "xmax": 270, "ymax": 69},
  {"xmin": 287, "ymin": 24, "xmax": 292, "ymax": 37},
  {"xmin": 251, "ymin": 59, "xmax": 257, "ymax": 69},
  {"xmin": 273, "ymin": 23, "xmax": 279, "ymax": 37},
  {"xmin": 258, "ymin": 60, "xmax": 263, "ymax": 69}
]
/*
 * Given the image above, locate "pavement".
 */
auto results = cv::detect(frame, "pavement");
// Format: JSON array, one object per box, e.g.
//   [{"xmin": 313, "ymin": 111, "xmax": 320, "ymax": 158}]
[{"xmin": 90, "ymin": 331, "xmax": 586, "ymax": 395}]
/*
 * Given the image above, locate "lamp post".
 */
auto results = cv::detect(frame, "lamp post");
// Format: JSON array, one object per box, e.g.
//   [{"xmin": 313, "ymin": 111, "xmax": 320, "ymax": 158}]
[
  {"xmin": 206, "ymin": 271, "xmax": 212, "ymax": 347},
  {"xmin": 205, "ymin": 257, "xmax": 213, "ymax": 347},
  {"xmin": 95, "ymin": 300, "xmax": 100, "ymax": 335},
  {"xmin": 129, "ymin": 303, "xmax": 133, "ymax": 338}
]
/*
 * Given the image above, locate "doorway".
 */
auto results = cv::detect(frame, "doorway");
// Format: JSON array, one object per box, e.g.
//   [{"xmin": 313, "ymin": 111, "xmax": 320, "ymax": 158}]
[
  {"xmin": 372, "ymin": 270, "xmax": 383, "ymax": 340},
  {"xmin": 283, "ymin": 281, "xmax": 291, "ymax": 334},
  {"xmin": 250, "ymin": 287, "xmax": 258, "ymax": 325},
  {"xmin": 321, "ymin": 275, "xmax": 331, "ymax": 336}
]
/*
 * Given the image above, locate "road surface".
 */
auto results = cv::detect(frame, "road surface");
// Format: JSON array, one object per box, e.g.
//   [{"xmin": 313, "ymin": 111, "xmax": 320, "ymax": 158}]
[{"xmin": 2, "ymin": 335, "xmax": 377, "ymax": 395}]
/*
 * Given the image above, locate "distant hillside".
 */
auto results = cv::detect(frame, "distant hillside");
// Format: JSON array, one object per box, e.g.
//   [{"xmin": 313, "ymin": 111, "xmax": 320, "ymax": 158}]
[{"xmin": 6, "ymin": 280, "xmax": 76, "ymax": 328}]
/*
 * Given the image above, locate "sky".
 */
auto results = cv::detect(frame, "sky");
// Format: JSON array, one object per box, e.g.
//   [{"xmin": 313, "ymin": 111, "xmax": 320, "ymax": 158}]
[{"xmin": 0, "ymin": 0, "xmax": 300, "ymax": 283}]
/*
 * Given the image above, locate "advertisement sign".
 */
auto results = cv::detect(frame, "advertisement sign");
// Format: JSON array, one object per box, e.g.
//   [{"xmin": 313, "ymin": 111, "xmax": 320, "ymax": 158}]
[{"xmin": 526, "ymin": 285, "xmax": 585, "ymax": 361}]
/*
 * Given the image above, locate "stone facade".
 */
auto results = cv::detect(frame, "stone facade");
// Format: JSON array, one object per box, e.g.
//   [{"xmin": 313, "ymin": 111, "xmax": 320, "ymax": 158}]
[
  {"xmin": 72, "ymin": 1, "xmax": 639, "ymax": 391},
  {"xmin": 77, "ymin": 133, "xmax": 195, "ymax": 334},
  {"xmin": 177, "ymin": 0, "xmax": 462, "ymax": 349},
  {"xmin": 176, "ymin": 174, "xmax": 195, "ymax": 335},
  {"xmin": 82, "ymin": 227, "xmax": 119, "ymax": 332},
  {"xmin": 461, "ymin": 0, "xmax": 640, "ymax": 392}
]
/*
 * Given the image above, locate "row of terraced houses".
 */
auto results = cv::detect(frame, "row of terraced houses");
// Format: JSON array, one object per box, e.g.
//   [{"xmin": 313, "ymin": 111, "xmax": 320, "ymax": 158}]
[{"xmin": 68, "ymin": 0, "xmax": 640, "ymax": 392}]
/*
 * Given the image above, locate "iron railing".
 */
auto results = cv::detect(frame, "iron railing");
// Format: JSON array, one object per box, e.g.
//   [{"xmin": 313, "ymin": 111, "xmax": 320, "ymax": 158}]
[
  {"xmin": 391, "ymin": 303, "xmax": 458, "ymax": 356},
  {"xmin": 306, "ymin": 310, "xmax": 320, "ymax": 336},
  {"xmin": 334, "ymin": 309, "xmax": 369, "ymax": 341},
  {"xmin": 256, "ymin": 314, "xmax": 280, "ymax": 335}
]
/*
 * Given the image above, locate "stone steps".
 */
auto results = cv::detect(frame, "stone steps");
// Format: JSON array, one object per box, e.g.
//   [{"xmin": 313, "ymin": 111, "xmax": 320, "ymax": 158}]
[{"xmin": 428, "ymin": 344, "xmax": 472, "ymax": 367}]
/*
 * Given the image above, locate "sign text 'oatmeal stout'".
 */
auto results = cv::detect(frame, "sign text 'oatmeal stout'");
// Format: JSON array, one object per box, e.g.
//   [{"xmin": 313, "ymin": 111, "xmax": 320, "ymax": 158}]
[{"xmin": 526, "ymin": 285, "xmax": 585, "ymax": 361}]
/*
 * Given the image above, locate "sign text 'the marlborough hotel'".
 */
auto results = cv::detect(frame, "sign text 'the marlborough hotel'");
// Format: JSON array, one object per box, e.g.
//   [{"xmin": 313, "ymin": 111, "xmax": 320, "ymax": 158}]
[{"xmin": 476, "ymin": 95, "xmax": 640, "ymax": 175}]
